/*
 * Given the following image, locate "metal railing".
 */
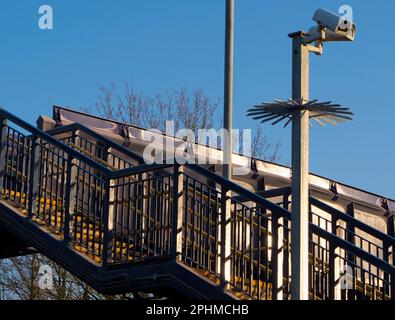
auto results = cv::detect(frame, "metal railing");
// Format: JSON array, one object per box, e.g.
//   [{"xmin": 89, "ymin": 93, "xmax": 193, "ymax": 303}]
[
  {"xmin": 183, "ymin": 164, "xmax": 293, "ymax": 300},
  {"xmin": 309, "ymin": 198, "xmax": 395, "ymax": 300},
  {"xmin": 1, "ymin": 108, "xmax": 395, "ymax": 300}
]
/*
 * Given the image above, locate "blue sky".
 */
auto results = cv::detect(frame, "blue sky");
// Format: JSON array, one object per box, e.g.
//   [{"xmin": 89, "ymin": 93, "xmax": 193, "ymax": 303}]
[{"xmin": 0, "ymin": 0, "xmax": 394, "ymax": 198}]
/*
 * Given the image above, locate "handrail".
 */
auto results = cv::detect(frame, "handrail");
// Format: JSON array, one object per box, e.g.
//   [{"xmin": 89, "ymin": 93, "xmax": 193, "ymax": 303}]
[
  {"xmin": 232, "ymin": 187, "xmax": 292, "ymax": 203},
  {"xmin": 46, "ymin": 120, "xmax": 292, "ymax": 219},
  {"xmin": 311, "ymin": 223, "xmax": 395, "ymax": 274},
  {"xmin": 310, "ymin": 196, "xmax": 395, "ymax": 248},
  {"xmin": 0, "ymin": 108, "xmax": 112, "ymax": 176},
  {"xmin": 110, "ymin": 163, "xmax": 173, "ymax": 179},
  {"xmin": 186, "ymin": 163, "xmax": 292, "ymax": 219}
]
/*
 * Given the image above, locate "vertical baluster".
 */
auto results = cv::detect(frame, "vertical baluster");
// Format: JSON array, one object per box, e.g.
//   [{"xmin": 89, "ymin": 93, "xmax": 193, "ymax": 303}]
[
  {"xmin": 236, "ymin": 202, "xmax": 240, "ymax": 289},
  {"xmin": 328, "ymin": 218, "xmax": 338, "ymax": 299},
  {"xmin": 345, "ymin": 203, "xmax": 356, "ymax": 300},
  {"xmin": 171, "ymin": 164, "xmax": 184, "ymax": 261},
  {"xmin": 86, "ymin": 168, "xmax": 93, "ymax": 255},
  {"xmin": 138, "ymin": 177, "xmax": 144, "ymax": 258},
  {"xmin": 241, "ymin": 206, "xmax": 245, "ymax": 292},
  {"xmin": 283, "ymin": 193, "xmax": 290, "ymax": 299},
  {"xmin": 191, "ymin": 179, "xmax": 196, "ymax": 264},
  {"xmin": 207, "ymin": 187, "xmax": 212, "ymax": 271},
  {"xmin": 145, "ymin": 177, "xmax": 151, "ymax": 257},
  {"xmin": 151, "ymin": 176, "xmax": 157, "ymax": 257},
  {"xmin": 214, "ymin": 190, "xmax": 219, "ymax": 276},
  {"xmin": 120, "ymin": 175, "xmax": 126, "ymax": 261},
  {"xmin": 27, "ymin": 135, "xmax": 40, "ymax": 219},
  {"xmin": 385, "ymin": 215, "xmax": 395, "ymax": 299},
  {"xmin": 199, "ymin": 182, "xmax": 204, "ymax": 267},
  {"xmin": 271, "ymin": 211, "xmax": 279, "ymax": 300},
  {"xmin": 183, "ymin": 176, "xmax": 189, "ymax": 263},
  {"xmin": 63, "ymin": 155, "xmax": 73, "ymax": 245},
  {"xmin": 53, "ymin": 146, "xmax": 60, "ymax": 230},
  {"xmin": 249, "ymin": 208, "xmax": 253, "ymax": 297},
  {"xmin": 125, "ymin": 178, "xmax": 132, "ymax": 260},
  {"xmin": 0, "ymin": 118, "xmax": 7, "ymax": 195},
  {"xmin": 156, "ymin": 176, "xmax": 163, "ymax": 255},
  {"xmin": 22, "ymin": 136, "xmax": 30, "ymax": 209},
  {"xmin": 220, "ymin": 185, "xmax": 231, "ymax": 288},
  {"xmin": 48, "ymin": 147, "xmax": 55, "ymax": 227},
  {"xmin": 102, "ymin": 175, "xmax": 111, "ymax": 268},
  {"xmin": 10, "ymin": 129, "xmax": 16, "ymax": 203},
  {"xmin": 132, "ymin": 179, "xmax": 138, "ymax": 260},
  {"xmin": 15, "ymin": 132, "xmax": 22, "ymax": 205}
]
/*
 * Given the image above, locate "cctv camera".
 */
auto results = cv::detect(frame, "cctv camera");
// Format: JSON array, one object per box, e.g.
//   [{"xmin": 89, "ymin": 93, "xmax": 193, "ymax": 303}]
[
  {"xmin": 307, "ymin": 25, "xmax": 355, "ymax": 43},
  {"xmin": 312, "ymin": 8, "xmax": 356, "ymax": 41}
]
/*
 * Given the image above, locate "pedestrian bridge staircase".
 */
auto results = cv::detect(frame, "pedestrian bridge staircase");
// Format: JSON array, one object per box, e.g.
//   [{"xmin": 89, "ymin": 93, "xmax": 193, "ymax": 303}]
[{"xmin": 0, "ymin": 107, "xmax": 394, "ymax": 300}]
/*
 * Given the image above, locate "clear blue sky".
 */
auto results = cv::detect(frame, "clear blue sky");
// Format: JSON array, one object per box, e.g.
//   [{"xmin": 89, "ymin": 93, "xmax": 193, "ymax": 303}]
[{"xmin": 0, "ymin": 0, "xmax": 394, "ymax": 198}]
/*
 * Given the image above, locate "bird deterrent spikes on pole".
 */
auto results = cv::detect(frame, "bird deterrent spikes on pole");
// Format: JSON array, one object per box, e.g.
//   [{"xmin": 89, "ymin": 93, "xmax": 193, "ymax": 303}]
[{"xmin": 247, "ymin": 99, "xmax": 354, "ymax": 128}]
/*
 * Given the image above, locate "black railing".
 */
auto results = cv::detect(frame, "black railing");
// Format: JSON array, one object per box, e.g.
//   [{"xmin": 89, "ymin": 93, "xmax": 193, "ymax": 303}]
[
  {"xmin": 109, "ymin": 170, "xmax": 173, "ymax": 264},
  {"xmin": 180, "ymin": 173, "xmax": 220, "ymax": 277},
  {"xmin": 184, "ymin": 164, "xmax": 293, "ymax": 300},
  {"xmin": 309, "ymin": 197, "xmax": 395, "ymax": 300},
  {"xmin": 1, "ymin": 107, "xmax": 395, "ymax": 300}
]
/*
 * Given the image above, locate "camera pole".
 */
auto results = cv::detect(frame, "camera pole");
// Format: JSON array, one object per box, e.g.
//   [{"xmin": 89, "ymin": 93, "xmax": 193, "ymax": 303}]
[
  {"xmin": 289, "ymin": 31, "xmax": 310, "ymax": 300},
  {"xmin": 247, "ymin": 10, "xmax": 355, "ymax": 301}
]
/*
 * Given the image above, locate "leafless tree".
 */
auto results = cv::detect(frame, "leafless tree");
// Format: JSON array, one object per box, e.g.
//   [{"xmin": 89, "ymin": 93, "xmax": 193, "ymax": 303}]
[
  {"xmin": 251, "ymin": 125, "xmax": 281, "ymax": 161},
  {"xmin": 90, "ymin": 82, "xmax": 280, "ymax": 162},
  {"xmin": 0, "ymin": 254, "xmax": 106, "ymax": 300},
  {"xmin": 89, "ymin": 83, "xmax": 220, "ymax": 135}
]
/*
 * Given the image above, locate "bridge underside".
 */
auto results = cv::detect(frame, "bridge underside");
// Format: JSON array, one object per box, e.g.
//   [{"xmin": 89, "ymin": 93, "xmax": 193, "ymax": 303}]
[
  {"xmin": 0, "ymin": 225, "xmax": 36, "ymax": 259},
  {"xmin": 0, "ymin": 201, "xmax": 234, "ymax": 300}
]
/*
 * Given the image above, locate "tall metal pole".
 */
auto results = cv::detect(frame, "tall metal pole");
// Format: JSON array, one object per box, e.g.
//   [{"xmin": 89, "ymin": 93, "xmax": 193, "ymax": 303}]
[
  {"xmin": 223, "ymin": 0, "xmax": 234, "ymax": 180},
  {"xmin": 220, "ymin": 0, "xmax": 234, "ymax": 287},
  {"xmin": 290, "ymin": 32, "xmax": 310, "ymax": 300}
]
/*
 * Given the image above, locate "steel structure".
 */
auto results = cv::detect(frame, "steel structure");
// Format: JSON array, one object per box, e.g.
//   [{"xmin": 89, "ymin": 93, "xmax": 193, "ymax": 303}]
[{"xmin": 0, "ymin": 106, "xmax": 394, "ymax": 300}]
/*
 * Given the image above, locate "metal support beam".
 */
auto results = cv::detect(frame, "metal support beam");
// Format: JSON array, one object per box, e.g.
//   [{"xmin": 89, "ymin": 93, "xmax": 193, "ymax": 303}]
[
  {"xmin": 345, "ymin": 203, "xmax": 356, "ymax": 300},
  {"xmin": 171, "ymin": 164, "xmax": 184, "ymax": 261},
  {"xmin": 107, "ymin": 147, "xmax": 115, "ymax": 264},
  {"xmin": 64, "ymin": 129, "xmax": 79, "ymax": 245},
  {"xmin": 386, "ymin": 214, "xmax": 395, "ymax": 298},
  {"xmin": 27, "ymin": 136, "xmax": 40, "ymax": 219},
  {"xmin": 283, "ymin": 193, "xmax": 291, "ymax": 298},
  {"xmin": 102, "ymin": 177, "xmax": 111, "ymax": 268},
  {"xmin": 271, "ymin": 211, "xmax": 285, "ymax": 300},
  {"xmin": 220, "ymin": 1, "xmax": 234, "ymax": 287},
  {"xmin": 290, "ymin": 32, "xmax": 310, "ymax": 300},
  {"xmin": 220, "ymin": 186, "xmax": 232, "ymax": 288},
  {"xmin": 329, "ymin": 217, "xmax": 341, "ymax": 300},
  {"xmin": 223, "ymin": 0, "xmax": 234, "ymax": 181}
]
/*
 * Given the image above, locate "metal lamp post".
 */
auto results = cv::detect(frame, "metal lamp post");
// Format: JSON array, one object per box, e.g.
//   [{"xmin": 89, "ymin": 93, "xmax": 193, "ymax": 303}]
[
  {"xmin": 223, "ymin": 0, "xmax": 234, "ymax": 181},
  {"xmin": 219, "ymin": 0, "xmax": 234, "ymax": 288},
  {"xmin": 247, "ymin": 8, "xmax": 356, "ymax": 300}
]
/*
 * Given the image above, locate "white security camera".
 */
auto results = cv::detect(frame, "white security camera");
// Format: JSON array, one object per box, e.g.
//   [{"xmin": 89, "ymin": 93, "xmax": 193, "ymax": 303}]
[
  {"xmin": 312, "ymin": 8, "xmax": 356, "ymax": 41},
  {"xmin": 307, "ymin": 25, "xmax": 355, "ymax": 44}
]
